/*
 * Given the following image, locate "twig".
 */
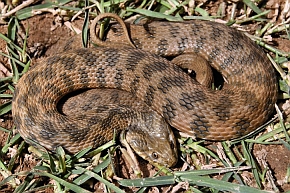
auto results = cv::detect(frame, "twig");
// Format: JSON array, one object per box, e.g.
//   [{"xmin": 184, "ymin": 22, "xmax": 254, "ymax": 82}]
[{"xmin": 0, "ymin": 0, "xmax": 39, "ymax": 19}]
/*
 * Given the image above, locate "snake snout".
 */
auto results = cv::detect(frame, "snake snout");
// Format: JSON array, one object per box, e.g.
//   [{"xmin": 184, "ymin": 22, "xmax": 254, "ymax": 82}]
[{"xmin": 125, "ymin": 111, "xmax": 178, "ymax": 167}]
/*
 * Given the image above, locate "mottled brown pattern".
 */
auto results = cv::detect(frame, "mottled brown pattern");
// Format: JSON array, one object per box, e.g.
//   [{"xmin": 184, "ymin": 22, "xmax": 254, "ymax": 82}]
[{"xmin": 12, "ymin": 14, "xmax": 277, "ymax": 166}]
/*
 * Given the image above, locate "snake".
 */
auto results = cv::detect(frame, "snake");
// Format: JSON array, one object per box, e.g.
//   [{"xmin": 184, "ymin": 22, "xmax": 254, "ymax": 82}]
[{"xmin": 12, "ymin": 13, "xmax": 277, "ymax": 167}]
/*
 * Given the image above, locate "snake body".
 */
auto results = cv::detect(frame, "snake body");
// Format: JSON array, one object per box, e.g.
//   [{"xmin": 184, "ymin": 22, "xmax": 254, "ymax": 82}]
[{"xmin": 12, "ymin": 14, "xmax": 277, "ymax": 167}]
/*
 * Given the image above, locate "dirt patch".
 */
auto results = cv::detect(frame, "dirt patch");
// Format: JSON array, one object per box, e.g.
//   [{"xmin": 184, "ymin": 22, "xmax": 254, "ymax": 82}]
[{"xmin": 253, "ymin": 144, "xmax": 290, "ymax": 191}]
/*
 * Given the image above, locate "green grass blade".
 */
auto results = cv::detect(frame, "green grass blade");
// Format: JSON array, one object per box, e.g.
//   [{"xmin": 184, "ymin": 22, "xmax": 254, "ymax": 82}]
[
  {"xmin": 126, "ymin": 8, "xmax": 183, "ymax": 21},
  {"xmin": 32, "ymin": 171, "xmax": 92, "ymax": 193},
  {"xmin": 0, "ymin": 101, "xmax": 12, "ymax": 116},
  {"xmin": 179, "ymin": 175, "xmax": 269, "ymax": 193},
  {"xmin": 76, "ymin": 167, "xmax": 125, "ymax": 193}
]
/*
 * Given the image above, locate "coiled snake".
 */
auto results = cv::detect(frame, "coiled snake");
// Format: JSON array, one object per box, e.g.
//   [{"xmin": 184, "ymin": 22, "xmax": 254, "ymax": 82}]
[{"xmin": 12, "ymin": 13, "xmax": 277, "ymax": 167}]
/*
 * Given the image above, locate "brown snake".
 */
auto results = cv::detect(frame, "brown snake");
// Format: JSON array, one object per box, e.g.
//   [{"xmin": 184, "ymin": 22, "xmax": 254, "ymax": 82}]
[{"xmin": 12, "ymin": 13, "xmax": 277, "ymax": 167}]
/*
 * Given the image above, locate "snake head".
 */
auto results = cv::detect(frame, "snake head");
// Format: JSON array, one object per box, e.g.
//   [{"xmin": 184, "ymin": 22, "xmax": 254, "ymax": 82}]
[{"xmin": 125, "ymin": 111, "xmax": 178, "ymax": 167}]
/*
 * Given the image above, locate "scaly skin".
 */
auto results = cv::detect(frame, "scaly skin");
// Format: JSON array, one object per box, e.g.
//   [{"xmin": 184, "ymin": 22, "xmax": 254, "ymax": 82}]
[
  {"xmin": 12, "ymin": 13, "xmax": 277, "ymax": 167},
  {"xmin": 89, "ymin": 13, "xmax": 277, "ymax": 139}
]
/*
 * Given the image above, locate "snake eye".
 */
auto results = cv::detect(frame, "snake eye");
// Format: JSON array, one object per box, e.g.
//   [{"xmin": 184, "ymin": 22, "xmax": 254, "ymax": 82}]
[{"xmin": 152, "ymin": 152, "xmax": 158, "ymax": 159}]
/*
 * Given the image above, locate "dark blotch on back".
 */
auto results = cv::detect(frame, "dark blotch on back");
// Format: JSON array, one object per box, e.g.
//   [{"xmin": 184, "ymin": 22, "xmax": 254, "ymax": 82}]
[
  {"xmin": 78, "ymin": 67, "xmax": 90, "ymax": 84},
  {"xmin": 157, "ymin": 76, "xmax": 186, "ymax": 93},
  {"xmin": 194, "ymin": 36, "xmax": 207, "ymax": 53},
  {"xmin": 64, "ymin": 122, "xmax": 90, "ymax": 142},
  {"xmin": 157, "ymin": 39, "xmax": 169, "ymax": 55},
  {"xmin": 189, "ymin": 22, "xmax": 204, "ymax": 36},
  {"xmin": 130, "ymin": 76, "xmax": 140, "ymax": 95},
  {"xmin": 44, "ymin": 83, "xmax": 64, "ymax": 99},
  {"xmin": 190, "ymin": 114, "xmax": 211, "ymax": 137},
  {"xmin": 46, "ymin": 55, "xmax": 61, "ymax": 65},
  {"xmin": 207, "ymin": 47, "xmax": 221, "ymax": 64},
  {"xmin": 114, "ymin": 68, "xmax": 124, "ymax": 89},
  {"xmin": 59, "ymin": 72, "xmax": 75, "ymax": 88},
  {"xmin": 220, "ymin": 56, "xmax": 234, "ymax": 70},
  {"xmin": 142, "ymin": 61, "xmax": 168, "ymax": 80},
  {"xmin": 169, "ymin": 24, "xmax": 181, "ymax": 38},
  {"xmin": 162, "ymin": 98, "xmax": 177, "ymax": 122},
  {"xmin": 104, "ymin": 48, "xmax": 120, "ymax": 66},
  {"xmin": 60, "ymin": 55, "xmax": 77, "ymax": 70},
  {"xmin": 212, "ymin": 95, "xmax": 232, "ymax": 121},
  {"xmin": 125, "ymin": 51, "xmax": 147, "ymax": 71},
  {"xmin": 13, "ymin": 114, "xmax": 22, "ymax": 129},
  {"xmin": 144, "ymin": 86, "xmax": 156, "ymax": 107},
  {"xmin": 16, "ymin": 94, "xmax": 28, "ymax": 107},
  {"xmin": 96, "ymin": 67, "xmax": 106, "ymax": 87},
  {"xmin": 41, "ymin": 65, "xmax": 56, "ymax": 81},
  {"xmin": 76, "ymin": 48, "xmax": 100, "ymax": 66},
  {"xmin": 235, "ymin": 117, "xmax": 251, "ymax": 136},
  {"xmin": 225, "ymin": 31, "xmax": 244, "ymax": 51},
  {"xmin": 209, "ymin": 24, "xmax": 225, "ymax": 41},
  {"xmin": 179, "ymin": 91, "xmax": 207, "ymax": 110},
  {"xmin": 39, "ymin": 120, "xmax": 58, "ymax": 139},
  {"xmin": 176, "ymin": 37, "xmax": 188, "ymax": 54},
  {"xmin": 240, "ymin": 90, "xmax": 259, "ymax": 109}
]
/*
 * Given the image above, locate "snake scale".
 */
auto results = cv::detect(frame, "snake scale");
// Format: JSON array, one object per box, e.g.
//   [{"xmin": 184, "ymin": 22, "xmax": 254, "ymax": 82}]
[{"xmin": 12, "ymin": 13, "xmax": 277, "ymax": 167}]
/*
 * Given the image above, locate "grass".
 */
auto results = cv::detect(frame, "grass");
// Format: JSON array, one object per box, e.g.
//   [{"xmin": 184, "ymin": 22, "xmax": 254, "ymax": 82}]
[{"xmin": 0, "ymin": 0, "xmax": 290, "ymax": 192}]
